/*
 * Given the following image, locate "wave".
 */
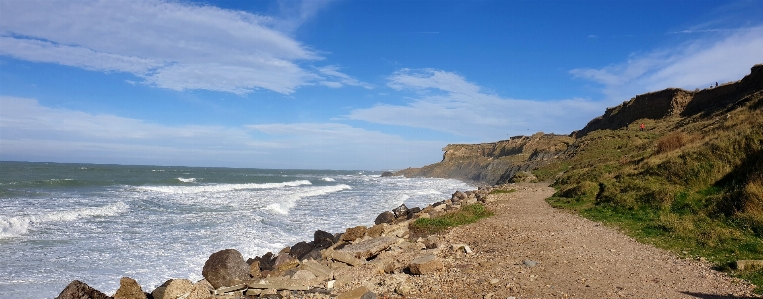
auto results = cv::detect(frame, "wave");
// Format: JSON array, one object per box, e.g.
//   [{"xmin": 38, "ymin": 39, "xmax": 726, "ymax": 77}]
[
  {"xmin": 319, "ymin": 177, "xmax": 335, "ymax": 182},
  {"xmin": 266, "ymin": 184, "xmax": 352, "ymax": 215},
  {"xmin": 0, "ymin": 202, "xmax": 129, "ymax": 239},
  {"xmin": 136, "ymin": 180, "xmax": 312, "ymax": 194},
  {"xmin": 177, "ymin": 177, "xmax": 198, "ymax": 183}
]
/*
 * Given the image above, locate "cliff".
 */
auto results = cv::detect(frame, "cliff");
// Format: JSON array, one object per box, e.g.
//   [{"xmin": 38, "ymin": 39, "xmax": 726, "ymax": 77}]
[{"xmin": 397, "ymin": 64, "xmax": 763, "ymax": 185}]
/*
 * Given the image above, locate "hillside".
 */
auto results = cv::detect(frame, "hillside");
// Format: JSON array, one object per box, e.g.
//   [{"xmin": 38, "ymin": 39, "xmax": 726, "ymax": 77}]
[{"xmin": 398, "ymin": 63, "xmax": 763, "ymax": 290}]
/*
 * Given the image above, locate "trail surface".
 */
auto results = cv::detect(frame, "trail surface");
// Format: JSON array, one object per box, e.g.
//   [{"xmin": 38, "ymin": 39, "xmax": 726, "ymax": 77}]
[{"xmin": 402, "ymin": 184, "xmax": 757, "ymax": 298}]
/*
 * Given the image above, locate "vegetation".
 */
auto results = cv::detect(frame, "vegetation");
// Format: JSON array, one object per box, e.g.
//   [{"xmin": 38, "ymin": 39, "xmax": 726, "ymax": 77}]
[
  {"xmin": 535, "ymin": 93, "xmax": 763, "ymax": 292},
  {"xmin": 409, "ymin": 203, "xmax": 494, "ymax": 236},
  {"xmin": 489, "ymin": 188, "xmax": 517, "ymax": 194}
]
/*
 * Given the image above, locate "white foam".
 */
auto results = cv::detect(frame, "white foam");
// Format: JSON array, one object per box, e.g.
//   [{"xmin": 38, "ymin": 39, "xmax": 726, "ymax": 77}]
[
  {"xmin": 265, "ymin": 184, "xmax": 351, "ymax": 215},
  {"xmin": 136, "ymin": 180, "xmax": 312, "ymax": 194},
  {"xmin": 320, "ymin": 177, "xmax": 335, "ymax": 182},
  {"xmin": 0, "ymin": 202, "xmax": 129, "ymax": 239},
  {"xmin": 177, "ymin": 177, "xmax": 197, "ymax": 183}
]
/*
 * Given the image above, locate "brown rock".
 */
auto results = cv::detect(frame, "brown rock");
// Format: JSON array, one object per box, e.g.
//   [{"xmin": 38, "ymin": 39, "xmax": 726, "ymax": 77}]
[
  {"xmin": 55, "ymin": 280, "xmax": 110, "ymax": 299},
  {"xmin": 187, "ymin": 280, "xmax": 213, "ymax": 299},
  {"xmin": 374, "ymin": 211, "xmax": 395, "ymax": 225},
  {"xmin": 408, "ymin": 255, "xmax": 443, "ymax": 275},
  {"xmin": 290, "ymin": 241, "xmax": 315, "ymax": 260},
  {"xmin": 201, "ymin": 249, "xmax": 250, "ymax": 289},
  {"xmin": 156, "ymin": 279, "xmax": 193, "ymax": 299},
  {"xmin": 367, "ymin": 224, "xmax": 386, "ymax": 238},
  {"xmin": 337, "ymin": 286, "xmax": 374, "ymax": 299},
  {"xmin": 341, "ymin": 226, "xmax": 367, "ymax": 242},
  {"xmin": 249, "ymin": 260, "xmax": 262, "ymax": 278},
  {"xmin": 314, "ymin": 230, "xmax": 335, "ymax": 249},
  {"xmin": 113, "ymin": 277, "xmax": 146, "ymax": 299},
  {"xmin": 338, "ymin": 236, "xmax": 399, "ymax": 259}
]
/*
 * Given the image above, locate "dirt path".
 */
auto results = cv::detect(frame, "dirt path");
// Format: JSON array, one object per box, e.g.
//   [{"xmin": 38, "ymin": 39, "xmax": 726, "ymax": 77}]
[{"xmin": 398, "ymin": 184, "xmax": 757, "ymax": 299}]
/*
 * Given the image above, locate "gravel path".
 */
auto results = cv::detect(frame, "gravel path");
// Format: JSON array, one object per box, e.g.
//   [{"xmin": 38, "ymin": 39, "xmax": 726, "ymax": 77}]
[{"xmin": 399, "ymin": 183, "xmax": 758, "ymax": 299}]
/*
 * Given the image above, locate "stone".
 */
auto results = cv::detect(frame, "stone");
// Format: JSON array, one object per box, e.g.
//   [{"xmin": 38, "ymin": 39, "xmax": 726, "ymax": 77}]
[
  {"xmin": 256, "ymin": 252, "xmax": 276, "ymax": 271},
  {"xmin": 523, "ymin": 259, "xmax": 538, "ymax": 267},
  {"xmin": 395, "ymin": 284, "xmax": 412, "ymax": 295},
  {"xmin": 273, "ymin": 252, "xmax": 297, "ymax": 269},
  {"xmin": 155, "ymin": 279, "xmax": 193, "ymax": 299},
  {"xmin": 113, "ymin": 277, "xmax": 147, "ymax": 299},
  {"xmin": 55, "ymin": 280, "xmax": 110, "ymax": 299},
  {"xmin": 214, "ymin": 284, "xmax": 246, "ymax": 294},
  {"xmin": 341, "ymin": 226, "xmax": 367, "ymax": 242},
  {"xmin": 406, "ymin": 207, "xmax": 421, "ymax": 219},
  {"xmin": 187, "ymin": 280, "xmax": 213, "ymax": 299},
  {"xmin": 361, "ymin": 292, "xmax": 378, "ymax": 299},
  {"xmin": 337, "ymin": 286, "xmax": 372, "ymax": 299},
  {"xmin": 271, "ymin": 257, "xmax": 300, "ymax": 277},
  {"xmin": 408, "ymin": 255, "xmax": 443, "ymax": 275},
  {"xmin": 338, "ymin": 236, "xmax": 399, "ymax": 259},
  {"xmin": 250, "ymin": 260, "xmax": 262, "ymax": 278},
  {"xmin": 736, "ymin": 260, "xmax": 763, "ymax": 270},
  {"xmin": 380, "ymin": 171, "xmax": 394, "ymax": 177},
  {"xmin": 451, "ymin": 243, "xmax": 473, "ymax": 254},
  {"xmin": 244, "ymin": 277, "xmax": 310, "ymax": 291},
  {"xmin": 326, "ymin": 280, "xmax": 336, "ymax": 289},
  {"xmin": 202, "ymin": 249, "xmax": 251, "ymax": 289},
  {"xmin": 374, "ymin": 211, "xmax": 395, "ymax": 225},
  {"xmin": 392, "ymin": 204, "xmax": 409, "ymax": 218},
  {"xmin": 314, "ymin": 230, "xmax": 335, "ymax": 249},
  {"xmin": 323, "ymin": 249, "xmax": 364, "ymax": 266},
  {"xmin": 298, "ymin": 260, "xmax": 333, "ymax": 280},
  {"xmin": 464, "ymin": 197, "xmax": 478, "ymax": 205},
  {"xmin": 301, "ymin": 248, "xmax": 323, "ymax": 261},
  {"xmin": 290, "ymin": 241, "xmax": 315, "ymax": 260},
  {"xmin": 367, "ymin": 223, "xmax": 386, "ymax": 237},
  {"xmin": 452, "ymin": 191, "xmax": 467, "ymax": 202},
  {"xmin": 291, "ymin": 270, "xmax": 316, "ymax": 280}
]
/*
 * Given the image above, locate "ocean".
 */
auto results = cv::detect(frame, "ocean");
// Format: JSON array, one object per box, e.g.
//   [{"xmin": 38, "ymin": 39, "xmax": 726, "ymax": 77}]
[{"xmin": 0, "ymin": 161, "xmax": 472, "ymax": 298}]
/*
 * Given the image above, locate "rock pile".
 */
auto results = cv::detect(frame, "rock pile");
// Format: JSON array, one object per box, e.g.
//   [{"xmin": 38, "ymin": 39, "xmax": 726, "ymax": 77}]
[{"xmin": 55, "ymin": 186, "xmax": 500, "ymax": 299}]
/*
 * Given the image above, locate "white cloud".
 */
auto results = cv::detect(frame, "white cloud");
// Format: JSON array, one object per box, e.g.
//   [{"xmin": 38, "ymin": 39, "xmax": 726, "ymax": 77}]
[
  {"xmin": 0, "ymin": 0, "xmax": 364, "ymax": 95},
  {"xmin": 571, "ymin": 26, "xmax": 763, "ymax": 100},
  {"xmin": 348, "ymin": 69, "xmax": 602, "ymax": 140},
  {"xmin": 318, "ymin": 66, "xmax": 374, "ymax": 89},
  {"xmin": 0, "ymin": 96, "xmax": 437, "ymax": 169}
]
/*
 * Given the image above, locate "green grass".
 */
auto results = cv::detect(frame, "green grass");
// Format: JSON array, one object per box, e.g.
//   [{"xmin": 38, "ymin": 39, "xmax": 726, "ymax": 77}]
[
  {"xmin": 489, "ymin": 188, "xmax": 516, "ymax": 194},
  {"xmin": 409, "ymin": 203, "xmax": 494, "ymax": 236}
]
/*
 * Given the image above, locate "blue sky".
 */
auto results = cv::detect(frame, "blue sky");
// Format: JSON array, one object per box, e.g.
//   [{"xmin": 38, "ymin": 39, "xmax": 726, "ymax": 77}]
[{"xmin": 1, "ymin": 0, "xmax": 762, "ymax": 170}]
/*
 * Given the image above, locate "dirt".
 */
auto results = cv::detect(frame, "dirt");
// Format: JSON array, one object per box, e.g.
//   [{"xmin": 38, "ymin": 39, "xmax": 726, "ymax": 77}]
[{"xmin": 333, "ymin": 183, "xmax": 757, "ymax": 299}]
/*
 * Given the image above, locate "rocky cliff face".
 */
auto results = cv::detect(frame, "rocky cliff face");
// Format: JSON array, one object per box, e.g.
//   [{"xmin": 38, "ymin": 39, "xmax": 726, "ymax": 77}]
[
  {"xmin": 397, "ymin": 64, "xmax": 763, "ymax": 185},
  {"xmin": 395, "ymin": 132, "xmax": 573, "ymax": 185}
]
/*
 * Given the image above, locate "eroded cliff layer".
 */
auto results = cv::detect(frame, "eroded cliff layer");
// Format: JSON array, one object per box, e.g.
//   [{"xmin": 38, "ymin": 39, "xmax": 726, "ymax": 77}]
[{"xmin": 395, "ymin": 133, "xmax": 573, "ymax": 185}]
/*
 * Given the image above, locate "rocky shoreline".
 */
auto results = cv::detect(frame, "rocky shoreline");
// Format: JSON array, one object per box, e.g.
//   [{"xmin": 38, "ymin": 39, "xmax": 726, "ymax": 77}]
[{"xmin": 54, "ymin": 183, "xmax": 506, "ymax": 299}]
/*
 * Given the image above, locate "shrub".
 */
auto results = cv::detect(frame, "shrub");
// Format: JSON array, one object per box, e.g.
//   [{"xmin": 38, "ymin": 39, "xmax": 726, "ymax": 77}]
[{"xmin": 656, "ymin": 132, "xmax": 691, "ymax": 154}]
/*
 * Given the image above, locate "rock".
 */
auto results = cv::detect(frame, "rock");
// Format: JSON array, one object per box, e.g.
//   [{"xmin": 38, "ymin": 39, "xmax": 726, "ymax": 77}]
[
  {"xmin": 113, "ymin": 277, "xmax": 147, "ymax": 299},
  {"xmin": 249, "ymin": 260, "xmax": 262, "ymax": 278},
  {"xmin": 406, "ymin": 207, "xmax": 421, "ymax": 219},
  {"xmin": 301, "ymin": 248, "xmax": 323, "ymax": 261},
  {"xmin": 201, "ymin": 249, "xmax": 251, "ymax": 289},
  {"xmin": 338, "ymin": 236, "xmax": 399, "ymax": 259},
  {"xmin": 271, "ymin": 255, "xmax": 300, "ymax": 277},
  {"xmin": 374, "ymin": 211, "xmax": 395, "ymax": 225},
  {"xmin": 154, "ymin": 279, "xmax": 193, "ymax": 299},
  {"xmin": 55, "ymin": 280, "xmax": 110, "ymax": 299},
  {"xmin": 187, "ymin": 280, "xmax": 213, "ymax": 299},
  {"xmin": 244, "ymin": 277, "xmax": 310, "ymax": 291},
  {"xmin": 314, "ymin": 230, "xmax": 335, "ymax": 249},
  {"xmin": 337, "ymin": 286, "xmax": 373, "ymax": 299},
  {"xmin": 523, "ymin": 259, "xmax": 538, "ymax": 267},
  {"xmin": 451, "ymin": 243, "xmax": 473, "ymax": 254},
  {"xmin": 392, "ymin": 204, "xmax": 409, "ymax": 218},
  {"xmin": 367, "ymin": 223, "xmax": 386, "ymax": 237},
  {"xmin": 323, "ymin": 248, "xmax": 364, "ymax": 266},
  {"xmin": 408, "ymin": 255, "xmax": 443, "ymax": 275},
  {"xmin": 451, "ymin": 191, "xmax": 467, "ymax": 202},
  {"xmin": 380, "ymin": 171, "xmax": 395, "ymax": 177},
  {"xmin": 299, "ymin": 259, "xmax": 334, "ymax": 280},
  {"xmin": 256, "ymin": 252, "xmax": 276, "ymax": 271},
  {"xmin": 361, "ymin": 292, "xmax": 378, "ymax": 299},
  {"xmin": 341, "ymin": 226, "xmax": 367, "ymax": 242},
  {"xmin": 290, "ymin": 241, "xmax": 315, "ymax": 260},
  {"xmin": 422, "ymin": 237, "xmax": 440, "ymax": 249},
  {"xmin": 291, "ymin": 270, "xmax": 316, "ymax": 280},
  {"xmin": 395, "ymin": 284, "xmax": 412, "ymax": 295},
  {"xmin": 273, "ymin": 252, "xmax": 297, "ymax": 269}
]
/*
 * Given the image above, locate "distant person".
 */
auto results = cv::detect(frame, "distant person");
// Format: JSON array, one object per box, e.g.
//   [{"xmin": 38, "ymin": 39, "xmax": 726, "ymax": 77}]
[
  {"xmin": 640, "ymin": 123, "xmax": 645, "ymax": 131},
  {"xmin": 716, "ymin": 82, "xmax": 718, "ymax": 87}
]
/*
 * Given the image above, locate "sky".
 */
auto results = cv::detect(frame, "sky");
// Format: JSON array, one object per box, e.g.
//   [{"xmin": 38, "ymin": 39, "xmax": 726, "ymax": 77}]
[{"xmin": 1, "ymin": 0, "xmax": 762, "ymax": 170}]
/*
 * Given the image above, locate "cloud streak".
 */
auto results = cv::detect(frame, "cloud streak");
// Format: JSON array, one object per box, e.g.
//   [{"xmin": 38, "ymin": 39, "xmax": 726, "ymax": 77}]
[
  {"xmin": 348, "ymin": 69, "xmax": 602, "ymax": 140},
  {"xmin": 571, "ymin": 26, "xmax": 763, "ymax": 100},
  {"xmin": 0, "ymin": 0, "xmax": 363, "ymax": 95}
]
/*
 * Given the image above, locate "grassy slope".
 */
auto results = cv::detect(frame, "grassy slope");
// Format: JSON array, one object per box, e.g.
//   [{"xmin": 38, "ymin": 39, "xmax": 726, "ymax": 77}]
[{"xmin": 535, "ymin": 92, "xmax": 763, "ymax": 290}]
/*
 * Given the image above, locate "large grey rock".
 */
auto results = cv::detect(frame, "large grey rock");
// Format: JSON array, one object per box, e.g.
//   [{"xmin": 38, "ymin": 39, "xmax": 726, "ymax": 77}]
[
  {"xmin": 406, "ymin": 207, "xmax": 421, "ymax": 219},
  {"xmin": 55, "ymin": 280, "xmax": 110, "ymax": 299},
  {"xmin": 380, "ymin": 171, "xmax": 394, "ymax": 177},
  {"xmin": 338, "ymin": 236, "xmax": 399, "ymax": 259},
  {"xmin": 392, "ymin": 204, "xmax": 408, "ymax": 218},
  {"xmin": 113, "ymin": 277, "xmax": 146, "ymax": 299},
  {"xmin": 451, "ymin": 191, "xmax": 467, "ymax": 202},
  {"xmin": 202, "ymin": 249, "xmax": 250, "ymax": 289},
  {"xmin": 374, "ymin": 211, "xmax": 395, "ymax": 225},
  {"xmin": 289, "ymin": 241, "xmax": 315, "ymax": 260},
  {"xmin": 255, "ymin": 252, "xmax": 276, "ymax": 271}
]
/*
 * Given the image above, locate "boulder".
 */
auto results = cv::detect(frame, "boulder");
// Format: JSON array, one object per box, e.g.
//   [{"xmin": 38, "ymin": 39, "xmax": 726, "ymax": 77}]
[
  {"xmin": 187, "ymin": 280, "xmax": 213, "ymax": 299},
  {"xmin": 113, "ymin": 277, "xmax": 147, "ymax": 299},
  {"xmin": 314, "ymin": 230, "xmax": 335, "ymax": 249},
  {"xmin": 451, "ymin": 191, "xmax": 467, "ymax": 202},
  {"xmin": 291, "ymin": 270, "xmax": 316, "ymax": 281},
  {"xmin": 367, "ymin": 224, "xmax": 386, "ymax": 237},
  {"xmin": 380, "ymin": 171, "xmax": 395, "ymax": 177},
  {"xmin": 300, "ymin": 248, "xmax": 323, "ymax": 261},
  {"xmin": 406, "ymin": 207, "xmax": 421, "ymax": 219},
  {"xmin": 249, "ymin": 260, "xmax": 262, "ymax": 278},
  {"xmin": 408, "ymin": 255, "xmax": 443, "ymax": 275},
  {"xmin": 290, "ymin": 241, "xmax": 315, "ymax": 260},
  {"xmin": 341, "ymin": 226, "xmax": 367, "ymax": 242},
  {"xmin": 55, "ymin": 280, "xmax": 110, "ymax": 299},
  {"xmin": 392, "ymin": 204, "xmax": 408, "ymax": 218},
  {"xmin": 255, "ymin": 252, "xmax": 276, "ymax": 271},
  {"xmin": 152, "ymin": 279, "xmax": 193, "ymax": 299},
  {"xmin": 201, "ymin": 249, "xmax": 250, "ymax": 289},
  {"xmin": 338, "ymin": 236, "xmax": 399, "ymax": 260},
  {"xmin": 374, "ymin": 211, "xmax": 395, "ymax": 225}
]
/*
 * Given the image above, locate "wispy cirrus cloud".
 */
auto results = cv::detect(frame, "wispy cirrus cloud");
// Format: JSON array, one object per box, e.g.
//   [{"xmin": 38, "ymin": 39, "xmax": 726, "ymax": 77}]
[
  {"xmin": 0, "ymin": 0, "xmax": 363, "ymax": 95},
  {"xmin": 571, "ymin": 26, "xmax": 763, "ymax": 100},
  {"xmin": 347, "ymin": 69, "xmax": 602, "ymax": 140},
  {"xmin": 317, "ymin": 66, "xmax": 374, "ymax": 89},
  {"xmin": 0, "ymin": 96, "xmax": 437, "ymax": 169}
]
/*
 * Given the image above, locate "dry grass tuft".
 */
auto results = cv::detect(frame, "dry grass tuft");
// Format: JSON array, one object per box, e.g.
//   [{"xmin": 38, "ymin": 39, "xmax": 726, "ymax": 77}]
[{"xmin": 656, "ymin": 131, "xmax": 692, "ymax": 154}]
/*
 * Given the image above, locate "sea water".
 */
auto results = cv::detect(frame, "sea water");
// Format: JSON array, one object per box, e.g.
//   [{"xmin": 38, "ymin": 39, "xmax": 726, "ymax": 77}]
[{"xmin": 0, "ymin": 162, "xmax": 472, "ymax": 298}]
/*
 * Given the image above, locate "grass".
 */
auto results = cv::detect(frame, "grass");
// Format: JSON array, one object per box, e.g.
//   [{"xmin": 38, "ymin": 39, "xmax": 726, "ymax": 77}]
[
  {"xmin": 409, "ymin": 203, "xmax": 494, "ymax": 236},
  {"xmin": 534, "ymin": 93, "xmax": 763, "ymax": 292},
  {"xmin": 489, "ymin": 188, "xmax": 516, "ymax": 194}
]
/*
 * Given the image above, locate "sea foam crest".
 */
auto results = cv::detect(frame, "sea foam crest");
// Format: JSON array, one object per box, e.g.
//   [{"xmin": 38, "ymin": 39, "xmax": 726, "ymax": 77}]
[
  {"xmin": 177, "ymin": 177, "xmax": 197, "ymax": 183},
  {"xmin": 266, "ymin": 184, "xmax": 351, "ymax": 215},
  {"xmin": 320, "ymin": 177, "xmax": 335, "ymax": 182},
  {"xmin": 137, "ymin": 180, "xmax": 312, "ymax": 194},
  {"xmin": 0, "ymin": 202, "xmax": 129, "ymax": 239}
]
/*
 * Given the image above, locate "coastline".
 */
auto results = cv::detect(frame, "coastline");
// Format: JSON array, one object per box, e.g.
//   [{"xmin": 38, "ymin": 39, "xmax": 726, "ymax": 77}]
[{"xmin": 56, "ymin": 182, "xmax": 757, "ymax": 299}]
